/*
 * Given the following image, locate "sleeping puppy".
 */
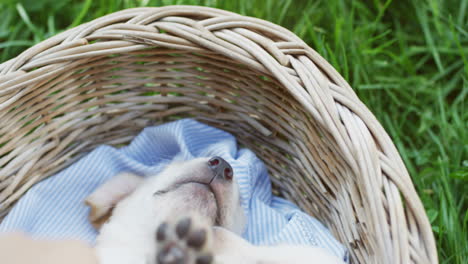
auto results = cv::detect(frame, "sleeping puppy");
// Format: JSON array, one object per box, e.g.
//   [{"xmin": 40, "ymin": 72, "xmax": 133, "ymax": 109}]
[{"xmin": 85, "ymin": 157, "xmax": 345, "ymax": 264}]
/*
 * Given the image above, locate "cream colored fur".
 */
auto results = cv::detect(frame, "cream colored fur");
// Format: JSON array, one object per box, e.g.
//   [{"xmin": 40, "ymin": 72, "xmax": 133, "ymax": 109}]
[{"xmin": 85, "ymin": 158, "xmax": 345, "ymax": 264}]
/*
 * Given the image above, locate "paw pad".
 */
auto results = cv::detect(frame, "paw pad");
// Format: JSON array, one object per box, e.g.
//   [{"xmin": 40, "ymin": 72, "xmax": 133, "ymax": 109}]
[{"xmin": 156, "ymin": 217, "xmax": 213, "ymax": 264}]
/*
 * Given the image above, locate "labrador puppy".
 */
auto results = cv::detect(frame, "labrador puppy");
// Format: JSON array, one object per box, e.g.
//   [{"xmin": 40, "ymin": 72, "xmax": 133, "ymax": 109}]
[{"xmin": 85, "ymin": 157, "xmax": 345, "ymax": 264}]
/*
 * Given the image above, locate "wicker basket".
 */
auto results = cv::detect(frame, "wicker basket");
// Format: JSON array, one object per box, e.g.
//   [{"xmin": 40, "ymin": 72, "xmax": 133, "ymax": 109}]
[{"xmin": 0, "ymin": 6, "xmax": 437, "ymax": 264}]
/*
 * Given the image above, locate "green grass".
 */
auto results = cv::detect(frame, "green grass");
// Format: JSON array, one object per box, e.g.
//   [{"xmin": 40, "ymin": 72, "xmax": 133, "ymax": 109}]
[{"xmin": 1, "ymin": 0, "xmax": 467, "ymax": 262}]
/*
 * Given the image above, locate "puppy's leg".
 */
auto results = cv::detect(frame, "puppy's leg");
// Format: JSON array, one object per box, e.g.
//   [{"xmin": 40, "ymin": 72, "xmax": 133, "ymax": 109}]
[
  {"xmin": 155, "ymin": 214, "xmax": 214, "ymax": 264},
  {"xmin": 212, "ymin": 228, "xmax": 345, "ymax": 264},
  {"xmin": 85, "ymin": 172, "xmax": 143, "ymax": 230},
  {"xmin": 248, "ymin": 245, "xmax": 345, "ymax": 264},
  {"xmin": 211, "ymin": 228, "xmax": 257, "ymax": 264}
]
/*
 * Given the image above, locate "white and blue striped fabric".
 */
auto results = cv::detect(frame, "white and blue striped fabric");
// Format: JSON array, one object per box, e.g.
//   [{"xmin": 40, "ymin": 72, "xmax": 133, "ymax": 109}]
[{"xmin": 0, "ymin": 119, "xmax": 347, "ymax": 262}]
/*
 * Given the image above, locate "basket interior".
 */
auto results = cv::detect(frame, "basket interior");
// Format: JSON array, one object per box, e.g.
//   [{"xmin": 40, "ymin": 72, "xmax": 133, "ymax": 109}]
[{"xmin": 1, "ymin": 47, "xmax": 353, "ymax": 238}]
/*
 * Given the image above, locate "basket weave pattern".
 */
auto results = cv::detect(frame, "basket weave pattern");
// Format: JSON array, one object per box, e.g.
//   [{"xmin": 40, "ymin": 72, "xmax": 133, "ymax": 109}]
[{"xmin": 0, "ymin": 6, "xmax": 436, "ymax": 264}]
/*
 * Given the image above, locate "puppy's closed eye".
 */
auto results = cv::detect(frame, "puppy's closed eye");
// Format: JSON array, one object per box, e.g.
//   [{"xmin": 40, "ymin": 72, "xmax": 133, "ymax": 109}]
[{"xmin": 153, "ymin": 190, "xmax": 169, "ymax": 196}]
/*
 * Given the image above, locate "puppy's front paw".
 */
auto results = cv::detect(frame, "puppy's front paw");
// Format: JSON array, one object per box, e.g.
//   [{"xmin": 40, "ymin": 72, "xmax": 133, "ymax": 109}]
[{"xmin": 156, "ymin": 217, "xmax": 213, "ymax": 264}]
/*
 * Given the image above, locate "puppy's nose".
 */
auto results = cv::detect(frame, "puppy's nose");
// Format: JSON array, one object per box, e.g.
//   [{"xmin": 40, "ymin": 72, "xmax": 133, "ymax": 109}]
[{"xmin": 208, "ymin": 156, "xmax": 233, "ymax": 181}]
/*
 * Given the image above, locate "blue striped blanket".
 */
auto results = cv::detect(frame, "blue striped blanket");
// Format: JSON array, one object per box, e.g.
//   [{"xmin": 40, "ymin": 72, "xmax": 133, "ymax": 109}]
[{"xmin": 0, "ymin": 119, "xmax": 347, "ymax": 261}]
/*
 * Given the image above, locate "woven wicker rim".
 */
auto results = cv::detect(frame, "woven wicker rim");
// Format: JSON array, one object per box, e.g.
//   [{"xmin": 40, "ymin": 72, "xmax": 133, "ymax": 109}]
[{"xmin": 0, "ymin": 6, "xmax": 437, "ymax": 264}]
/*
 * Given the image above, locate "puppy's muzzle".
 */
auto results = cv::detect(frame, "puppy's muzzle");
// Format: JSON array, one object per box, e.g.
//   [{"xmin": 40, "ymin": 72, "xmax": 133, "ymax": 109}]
[{"xmin": 207, "ymin": 156, "xmax": 233, "ymax": 182}]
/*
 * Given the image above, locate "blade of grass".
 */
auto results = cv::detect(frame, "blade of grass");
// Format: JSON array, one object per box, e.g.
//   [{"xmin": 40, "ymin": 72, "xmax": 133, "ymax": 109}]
[
  {"xmin": 16, "ymin": 3, "xmax": 43, "ymax": 42},
  {"xmin": 69, "ymin": 0, "xmax": 93, "ymax": 28}
]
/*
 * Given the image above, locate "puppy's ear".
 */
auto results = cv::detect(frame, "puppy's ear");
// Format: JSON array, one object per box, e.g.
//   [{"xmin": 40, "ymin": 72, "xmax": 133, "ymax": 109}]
[{"xmin": 85, "ymin": 172, "xmax": 143, "ymax": 230}]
